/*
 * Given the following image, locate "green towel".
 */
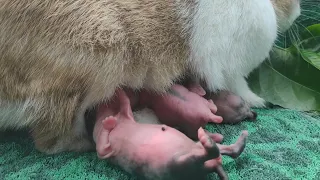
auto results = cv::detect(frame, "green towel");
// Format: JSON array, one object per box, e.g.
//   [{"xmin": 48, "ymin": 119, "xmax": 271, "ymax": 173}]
[{"xmin": 1, "ymin": 108, "xmax": 319, "ymax": 180}]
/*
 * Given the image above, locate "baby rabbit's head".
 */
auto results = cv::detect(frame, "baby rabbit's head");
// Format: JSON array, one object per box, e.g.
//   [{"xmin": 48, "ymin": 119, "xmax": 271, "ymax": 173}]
[{"xmin": 271, "ymin": 0, "xmax": 301, "ymax": 32}]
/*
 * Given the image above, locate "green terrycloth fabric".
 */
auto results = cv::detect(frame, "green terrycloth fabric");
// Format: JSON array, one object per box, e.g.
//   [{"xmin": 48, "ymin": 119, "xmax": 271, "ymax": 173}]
[{"xmin": 1, "ymin": 108, "xmax": 319, "ymax": 180}]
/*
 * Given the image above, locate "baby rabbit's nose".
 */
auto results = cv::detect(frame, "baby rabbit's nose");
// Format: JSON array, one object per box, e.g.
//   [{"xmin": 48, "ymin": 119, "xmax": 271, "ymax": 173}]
[
  {"xmin": 251, "ymin": 111, "xmax": 257, "ymax": 119},
  {"xmin": 247, "ymin": 111, "xmax": 257, "ymax": 121}
]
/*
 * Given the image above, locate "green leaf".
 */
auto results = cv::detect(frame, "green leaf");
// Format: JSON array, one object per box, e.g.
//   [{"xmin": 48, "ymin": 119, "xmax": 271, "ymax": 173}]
[
  {"xmin": 300, "ymin": 49, "xmax": 320, "ymax": 70},
  {"xmin": 297, "ymin": 36, "xmax": 320, "ymax": 71},
  {"xmin": 248, "ymin": 48, "xmax": 320, "ymax": 112},
  {"xmin": 248, "ymin": 24, "xmax": 320, "ymax": 112},
  {"xmin": 299, "ymin": 24, "xmax": 320, "ymax": 40},
  {"xmin": 287, "ymin": 24, "xmax": 320, "ymax": 71}
]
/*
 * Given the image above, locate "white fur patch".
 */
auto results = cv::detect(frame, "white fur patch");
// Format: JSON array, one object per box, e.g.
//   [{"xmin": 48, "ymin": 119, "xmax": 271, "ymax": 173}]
[
  {"xmin": 288, "ymin": 0, "xmax": 301, "ymax": 27},
  {"xmin": 275, "ymin": 0, "xmax": 301, "ymax": 32},
  {"xmin": 133, "ymin": 108, "xmax": 161, "ymax": 125},
  {"xmin": 0, "ymin": 99, "xmax": 31, "ymax": 129},
  {"xmin": 189, "ymin": 0, "xmax": 278, "ymax": 106}
]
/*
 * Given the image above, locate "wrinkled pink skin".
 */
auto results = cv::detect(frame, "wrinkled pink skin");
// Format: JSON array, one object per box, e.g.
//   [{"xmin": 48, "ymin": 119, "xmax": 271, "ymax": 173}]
[
  {"xmin": 140, "ymin": 83, "xmax": 257, "ymax": 128},
  {"xmin": 93, "ymin": 88, "xmax": 248, "ymax": 180},
  {"xmin": 206, "ymin": 90, "xmax": 257, "ymax": 124},
  {"xmin": 139, "ymin": 84, "xmax": 223, "ymax": 139}
]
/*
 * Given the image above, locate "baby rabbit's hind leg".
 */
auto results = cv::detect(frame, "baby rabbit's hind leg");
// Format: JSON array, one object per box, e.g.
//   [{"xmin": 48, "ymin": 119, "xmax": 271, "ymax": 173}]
[{"xmin": 217, "ymin": 131, "xmax": 248, "ymax": 159}]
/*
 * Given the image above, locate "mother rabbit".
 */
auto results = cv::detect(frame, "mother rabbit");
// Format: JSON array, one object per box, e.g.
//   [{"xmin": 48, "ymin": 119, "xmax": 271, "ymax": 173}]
[{"xmin": 0, "ymin": 0, "xmax": 300, "ymax": 154}]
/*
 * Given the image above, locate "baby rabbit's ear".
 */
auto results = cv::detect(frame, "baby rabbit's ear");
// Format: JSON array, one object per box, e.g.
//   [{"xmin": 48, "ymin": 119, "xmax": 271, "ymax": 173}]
[
  {"xmin": 95, "ymin": 116, "xmax": 117, "ymax": 159},
  {"xmin": 96, "ymin": 130, "xmax": 114, "ymax": 159},
  {"xmin": 116, "ymin": 88, "xmax": 135, "ymax": 121}
]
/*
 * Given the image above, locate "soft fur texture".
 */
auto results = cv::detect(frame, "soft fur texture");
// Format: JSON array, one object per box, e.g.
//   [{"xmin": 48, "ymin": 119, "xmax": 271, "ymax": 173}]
[{"xmin": 0, "ymin": 0, "xmax": 300, "ymax": 154}]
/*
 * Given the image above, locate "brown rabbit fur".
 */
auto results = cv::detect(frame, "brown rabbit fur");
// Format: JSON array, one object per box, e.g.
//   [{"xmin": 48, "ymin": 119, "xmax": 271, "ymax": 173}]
[
  {"xmin": 0, "ymin": 0, "xmax": 195, "ymax": 153},
  {"xmin": 0, "ymin": 0, "xmax": 300, "ymax": 154}
]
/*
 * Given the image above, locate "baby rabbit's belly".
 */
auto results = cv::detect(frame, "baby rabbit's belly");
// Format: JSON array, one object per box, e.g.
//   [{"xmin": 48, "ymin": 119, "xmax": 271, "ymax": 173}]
[
  {"xmin": 111, "ymin": 125, "xmax": 194, "ymax": 159},
  {"xmin": 111, "ymin": 131, "xmax": 194, "ymax": 172}
]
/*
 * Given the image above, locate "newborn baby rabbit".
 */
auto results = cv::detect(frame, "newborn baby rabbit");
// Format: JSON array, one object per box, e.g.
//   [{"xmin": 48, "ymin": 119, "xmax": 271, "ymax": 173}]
[
  {"xmin": 138, "ymin": 83, "xmax": 256, "ymax": 138},
  {"xmin": 93, "ymin": 89, "xmax": 248, "ymax": 180},
  {"xmin": 139, "ymin": 84, "xmax": 223, "ymax": 139},
  {"xmin": 0, "ymin": 0, "xmax": 300, "ymax": 154}
]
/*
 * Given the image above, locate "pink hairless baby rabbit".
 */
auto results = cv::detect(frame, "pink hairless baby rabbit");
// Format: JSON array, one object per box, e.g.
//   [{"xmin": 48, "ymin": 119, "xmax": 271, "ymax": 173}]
[
  {"xmin": 93, "ymin": 88, "xmax": 248, "ymax": 180},
  {"xmin": 139, "ymin": 84, "xmax": 223, "ymax": 139},
  {"xmin": 139, "ymin": 83, "xmax": 256, "ymax": 139}
]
